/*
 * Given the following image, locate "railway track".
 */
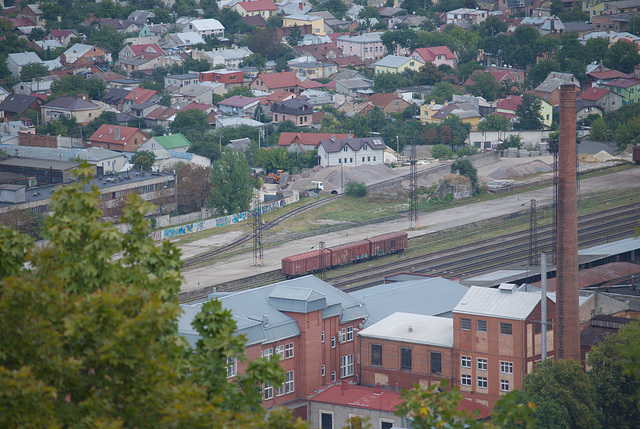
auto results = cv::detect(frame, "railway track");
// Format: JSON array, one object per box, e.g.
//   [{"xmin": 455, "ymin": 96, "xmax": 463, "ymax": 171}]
[{"xmin": 179, "ymin": 200, "xmax": 640, "ymax": 303}]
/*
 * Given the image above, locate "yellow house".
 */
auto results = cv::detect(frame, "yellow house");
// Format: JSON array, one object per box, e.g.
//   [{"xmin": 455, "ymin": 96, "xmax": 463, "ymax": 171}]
[
  {"xmin": 373, "ymin": 55, "xmax": 424, "ymax": 74},
  {"xmin": 283, "ymin": 15, "xmax": 326, "ymax": 35},
  {"xmin": 232, "ymin": 0, "xmax": 278, "ymax": 18},
  {"xmin": 540, "ymin": 99, "xmax": 552, "ymax": 128},
  {"xmin": 420, "ymin": 101, "xmax": 481, "ymax": 130},
  {"xmin": 495, "ymin": 95, "xmax": 553, "ymax": 129},
  {"xmin": 583, "ymin": 0, "xmax": 605, "ymax": 21},
  {"xmin": 420, "ymin": 101, "xmax": 446, "ymax": 125}
]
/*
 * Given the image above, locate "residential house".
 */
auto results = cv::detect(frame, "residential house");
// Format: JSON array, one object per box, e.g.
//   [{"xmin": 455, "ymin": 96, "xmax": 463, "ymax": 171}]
[
  {"xmin": 120, "ymin": 88, "xmax": 161, "ymax": 112},
  {"xmin": 574, "ymin": 99, "xmax": 604, "ymax": 121},
  {"xmin": 240, "ymin": 15, "xmax": 268, "ymax": 28},
  {"xmin": 277, "ymin": 131, "xmax": 350, "ymax": 153},
  {"xmin": 577, "ymin": 87, "xmax": 623, "ymax": 112},
  {"xmin": 219, "ymin": 95, "xmax": 260, "ymax": 117},
  {"xmin": 87, "ymin": 124, "xmax": 151, "ymax": 152},
  {"xmin": 160, "ymin": 32, "xmax": 206, "ymax": 50},
  {"xmin": 300, "ymin": 89, "xmax": 332, "ymax": 106},
  {"xmin": 119, "ymin": 43, "xmax": 164, "ymax": 61},
  {"xmin": 33, "ymin": 39, "xmax": 63, "ymax": 51},
  {"xmin": 199, "ymin": 69, "xmax": 243, "ymax": 92},
  {"xmin": 18, "ymin": 4, "xmax": 45, "ymax": 26},
  {"xmin": 193, "ymin": 47, "xmax": 253, "ymax": 68},
  {"xmin": 337, "ymin": 101, "xmax": 375, "ymax": 118},
  {"xmin": 97, "ymin": 18, "xmax": 140, "ymax": 34},
  {"xmin": 317, "ymin": 136, "xmax": 386, "ymax": 167},
  {"xmin": 6, "ymin": 52, "xmax": 42, "ymax": 79},
  {"xmin": 174, "ymin": 84, "xmax": 214, "ymax": 105},
  {"xmin": 12, "ymin": 75, "xmax": 59, "ymax": 96},
  {"xmin": 388, "ymin": 15, "xmax": 428, "ymax": 30},
  {"xmin": 531, "ymin": 72, "xmax": 581, "ymax": 106},
  {"xmin": 486, "ymin": 65, "xmax": 525, "ymax": 84},
  {"xmin": 586, "ymin": 67, "xmax": 627, "ymax": 87},
  {"xmin": 41, "ymin": 96, "xmax": 102, "ymax": 125},
  {"xmin": 409, "ymin": 46, "xmax": 457, "ymax": 68},
  {"xmin": 164, "ymin": 73, "xmax": 200, "ymax": 89},
  {"xmin": 143, "ymin": 133, "xmax": 191, "ymax": 153},
  {"xmin": 498, "ymin": 0, "xmax": 532, "ymax": 16},
  {"xmin": 251, "ymin": 71, "xmax": 305, "ymax": 94},
  {"xmin": 420, "ymin": 101, "xmax": 482, "ymax": 130},
  {"xmin": 591, "ymin": 12, "xmax": 640, "ymax": 32},
  {"xmin": 117, "ymin": 56, "xmax": 165, "ymax": 72},
  {"xmin": 603, "ymin": 72, "xmax": 640, "ymax": 105},
  {"xmin": 330, "ymin": 56, "xmax": 366, "ymax": 70},
  {"xmin": 277, "ymin": 0, "xmax": 313, "ymax": 16},
  {"xmin": 183, "ymin": 18, "xmax": 225, "ymax": 39},
  {"xmin": 453, "ymin": 285, "xmax": 556, "ymax": 408},
  {"xmin": 44, "ymin": 29, "xmax": 79, "ymax": 47},
  {"xmin": 101, "ymin": 88, "xmax": 131, "ymax": 109},
  {"xmin": 127, "ymin": 10, "xmax": 156, "ymax": 26},
  {"xmin": 359, "ymin": 312, "xmax": 455, "ymax": 391},
  {"xmin": 60, "ymin": 44, "xmax": 110, "ymax": 67},
  {"xmin": 288, "ymin": 55, "xmax": 336, "ymax": 79},
  {"xmin": 261, "ymin": 90, "xmax": 297, "ymax": 105},
  {"xmin": 0, "ymin": 94, "xmax": 43, "ymax": 121},
  {"xmin": 366, "ymin": 93, "xmax": 410, "ymax": 116},
  {"xmin": 293, "ymin": 42, "xmax": 342, "ymax": 61},
  {"xmin": 143, "ymin": 106, "xmax": 177, "ymax": 129},
  {"xmin": 283, "ymin": 14, "xmax": 326, "ymax": 35},
  {"xmin": 336, "ymin": 32, "xmax": 385, "ymax": 61},
  {"xmin": 178, "ymin": 276, "xmax": 368, "ymax": 408},
  {"xmin": 129, "ymin": 101, "xmax": 161, "ymax": 120},
  {"xmin": 233, "ymin": 0, "xmax": 279, "ymax": 18},
  {"xmin": 373, "ymin": 55, "xmax": 424, "ymax": 75},
  {"xmin": 271, "ymin": 98, "xmax": 314, "ymax": 126},
  {"xmin": 335, "ymin": 78, "xmax": 374, "ymax": 98},
  {"xmin": 493, "ymin": 95, "xmax": 553, "ymax": 128},
  {"xmin": 446, "ymin": 7, "xmax": 488, "ymax": 25}
]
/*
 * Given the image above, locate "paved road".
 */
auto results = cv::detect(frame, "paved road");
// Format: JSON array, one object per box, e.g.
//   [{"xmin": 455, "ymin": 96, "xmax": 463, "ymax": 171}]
[{"xmin": 179, "ymin": 166, "xmax": 640, "ymax": 293}]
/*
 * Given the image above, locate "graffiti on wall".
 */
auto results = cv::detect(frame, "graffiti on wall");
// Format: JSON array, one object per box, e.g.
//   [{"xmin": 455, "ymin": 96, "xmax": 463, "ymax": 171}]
[{"xmin": 151, "ymin": 195, "xmax": 298, "ymax": 241}]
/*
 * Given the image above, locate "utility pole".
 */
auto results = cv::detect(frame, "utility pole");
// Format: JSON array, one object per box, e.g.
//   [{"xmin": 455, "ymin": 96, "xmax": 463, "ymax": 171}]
[
  {"xmin": 409, "ymin": 145, "xmax": 419, "ymax": 229},
  {"xmin": 319, "ymin": 241, "xmax": 326, "ymax": 281},
  {"xmin": 251, "ymin": 190, "xmax": 264, "ymax": 266},
  {"xmin": 529, "ymin": 199, "xmax": 538, "ymax": 266}
]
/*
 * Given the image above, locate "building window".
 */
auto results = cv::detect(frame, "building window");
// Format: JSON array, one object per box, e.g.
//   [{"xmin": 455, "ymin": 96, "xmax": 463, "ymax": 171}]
[
  {"xmin": 477, "ymin": 376, "xmax": 488, "ymax": 389},
  {"xmin": 500, "ymin": 323, "xmax": 513, "ymax": 335},
  {"xmin": 343, "ymin": 146, "xmax": 348, "ymax": 152},
  {"xmin": 341, "ymin": 354, "xmax": 354, "ymax": 378},
  {"xmin": 461, "ymin": 318, "xmax": 471, "ymax": 330},
  {"xmin": 264, "ymin": 381, "xmax": 273, "ymax": 400},
  {"xmin": 338, "ymin": 328, "xmax": 346, "ymax": 343},
  {"xmin": 400, "ymin": 348, "xmax": 412, "ymax": 371},
  {"xmin": 263, "ymin": 348, "xmax": 273, "ymax": 359},
  {"xmin": 461, "ymin": 374, "xmax": 472, "ymax": 386},
  {"xmin": 373, "ymin": 156, "xmax": 376, "ymax": 161},
  {"xmin": 501, "ymin": 379, "xmax": 510, "ymax": 392},
  {"xmin": 350, "ymin": 157, "xmax": 353, "ymax": 163},
  {"xmin": 362, "ymin": 157, "xmax": 365, "ymax": 162},
  {"xmin": 332, "ymin": 371, "xmax": 336, "ymax": 382},
  {"xmin": 461, "ymin": 356, "xmax": 471, "ymax": 368},
  {"xmin": 371, "ymin": 344, "xmax": 382, "ymax": 366},
  {"xmin": 276, "ymin": 345, "xmax": 284, "ymax": 359},
  {"xmin": 430, "ymin": 352, "xmax": 442, "ymax": 374},
  {"xmin": 477, "ymin": 320, "xmax": 487, "ymax": 332},
  {"xmin": 321, "ymin": 412, "xmax": 333, "ymax": 429},
  {"xmin": 477, "ymin": 358, "xmax": 487, "ymax": 371},
  {"xmin": 331, "ymin": 337, "xmax": 336, "ymax": 348},
  {"xmin": 321, "ymin": 331, "xmax": 325, "ymax": 343},
  {"xmin": 367, "ymin": 156, "xmax": 371, "ymax": 161},
  {"xmin": 285, "ymin": 370, "xmax": 294, "ymax": 393},
  {"xmin": 285, "ymin": 343, "xmax": 294, "ymax": 359},
  {"xmin": 500, "ymin": 361, "xmax": 513, "ymax": 374},
  {"xmin": 322, "ymin": 365, "xmax": 325, "ymax": 377},
  {"xmin": 277, "ymin": 382, "xmax": 285, "ymax": 397},
  {"xmin": 347, "ymin": 326, "xmax": 353, "ymax": 341},
  {"xmin": 226, "ymin": 356, "xmax": 237, "ymax": 378}
]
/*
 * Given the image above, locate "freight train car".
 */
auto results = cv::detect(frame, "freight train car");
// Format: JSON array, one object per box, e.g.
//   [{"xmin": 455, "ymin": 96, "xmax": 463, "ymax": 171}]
[{"xmin": 281, "ymin": 231, "xmax": 408, "ymax": 278}]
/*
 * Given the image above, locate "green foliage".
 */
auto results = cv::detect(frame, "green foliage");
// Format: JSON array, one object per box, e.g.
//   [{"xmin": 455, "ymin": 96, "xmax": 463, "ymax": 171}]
[
  {"xmin": 86, "ymin": 26, "xmax": 126, "ymax": 60},
  {"xmin": 246, "ymin": 28, "xmax": 293, "ymax": 61},
  {"xmin": 500, "ymin": 134, "xmax": 522, "ymax": 149},
  {"xmin": 429, "ymin": 81, "xmax": 463, "ymax": 104},
  {"xmin": 171, "ymin": 109, "xmax": 210, "ymax": 134},
  {"xmin": 478, "ymin": 114, "xmax": 512, "ymax": 131},
  {"xmin": 241, "ymin": 53, "xmax": 267, "ymax": 69},
  {"xmin": 466, "ymin": 71, "xmax": 500, "ymax": 101},
  {"xmin": 381, "ymin": 29, "xmax": 417, "ymax": 54},
  {"xmin": 514, "ymin": 93, "xmax": 543, "ymax": 131},
  {"xmin": 285, "ymin": 25, "xmax": 304, "ymax": 47},
  {"xmin": 131, "ymin": 150, "xmax": 157, "ymax": 170},
  {"xmin": 431, "ymin": 144, "xmax": 454, "ymax": 160},
  {"xmin": 267, "ymin": 15, "xmax": 283, "ymax": 29},
  {"xmin": 49, "ymin": 75, "xmax": 106, "ymax": 100},
  {"xmin": 224, "ymin": 85, "xmax": 255, "ymax": 98},
  {"xmin": 208, "ymin": 149, "xmax": 254, "ymax": 215},
  {"xmin": 456, "ymin": 146, "xmax": 478, "ymax": 157},
  {"xmin": 450, "ymin": 158, "xmax": 477, "ymax": 183},
  {"xmin": 589, "ymin": 116, "xmax": 608, "ymax": 142},
  {"xmin": 482, "ymin": 15, "xmax": 507, "ymax": 36},
  {"xmin": 19, "ymin": 62, "xmax": 50, "ymax": 81},
  {"xmin": 344, "ymin": 181, "xmax": 368, "ymax": 197},
  {"xmin": 587, "ymin": 321, "xmax": 640, "ymax": 429},
  {"xmin": 414, "ymin": 62, "xmax": 444, "ymax": 85},
  {"xmin": 373, "ymin": 72, "xmax": 412, "ymax": 93},
  {"xmin": 604, "ymin": 40, "xmax": 640, "ymax": 74},
  {"xmin": 254, "ymin": 147, "xmax": 292, "ymax": 173}
]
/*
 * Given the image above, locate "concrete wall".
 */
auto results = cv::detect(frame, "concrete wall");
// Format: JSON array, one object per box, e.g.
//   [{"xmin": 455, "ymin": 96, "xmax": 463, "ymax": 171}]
[{"xmin": 468, "ymin": 130, "xmax": 550, "ymax": 150}]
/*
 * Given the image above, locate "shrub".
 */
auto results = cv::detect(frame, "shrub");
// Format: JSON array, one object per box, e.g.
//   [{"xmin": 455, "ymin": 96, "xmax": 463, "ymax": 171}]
[
  {"xmin": 431, "ymin": 144, "xmax": 454, "ymax": 160},
  {"xmin": 345, "ymin": 181, "xmax": 368, "ymax": 197}
]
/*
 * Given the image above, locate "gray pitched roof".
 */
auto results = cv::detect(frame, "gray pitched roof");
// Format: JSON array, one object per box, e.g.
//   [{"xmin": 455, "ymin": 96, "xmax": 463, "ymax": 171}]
[
  {"xmin": 0, "ymin": 94, "xmax": 39, "ymax": 114},
  {"xmin": 42, "ymin": 96, "xmax": 99, "ymax": 111},
  {"xmin": 0, "ymin": 144, "xmax": 122, "ymax": 162},
  {"xmin": 318, "ymin": 137, "xmax": 386, "ymax": 153},
  {"xmin": 453, "ymin": 285, "xmax": 541, "ymax": 320},
  {"xmin": 7, "ymin": 52, "xmax": 42, "ymax": 66}
]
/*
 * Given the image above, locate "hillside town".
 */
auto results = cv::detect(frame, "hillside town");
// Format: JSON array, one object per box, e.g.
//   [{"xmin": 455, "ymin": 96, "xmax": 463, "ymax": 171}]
[{"xmin": 1, "ymin": 0, "xmax": 640, "ymax": 427}]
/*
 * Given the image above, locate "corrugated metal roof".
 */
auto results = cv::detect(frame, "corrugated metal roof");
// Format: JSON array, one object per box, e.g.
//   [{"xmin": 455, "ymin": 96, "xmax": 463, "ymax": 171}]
[
  {"xmin": 359, "ymin": 312, "xmax": 453, "ymax": 348},
  {"xmin": 453, "ymin": 286, "xmax": 540, "ymax": 320},
  {"xmin": 579, "ymin": 237, "xmax": 640, "ymax": 257},
  {"xmin": 350, "ymin": 277, "xmax": 469, "ymax": 327},
  {"xmin": 269, "ymin": 285, "xmax": 327, "ymax": 313}
]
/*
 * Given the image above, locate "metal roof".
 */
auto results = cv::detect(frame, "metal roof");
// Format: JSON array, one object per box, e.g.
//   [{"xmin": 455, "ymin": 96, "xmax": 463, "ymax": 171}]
[
  {"xmin": 359, "ymin": 312, "xmax": 453, "ymax": 348},
  {"xmin": 0, "ymin": 144, "xmax": 122, "ymax": 162},
  {"xmin": 579, "ymin": 237, "xmax": 640, "ymax": 257},
  {"xmin": 453, "ymin": 285, "xmax": 541, "ymax": 321},
  {"xmin": 7, "ymin": 52, "xmax": 41, "ymax": 66},
  {"xmin": 349, "ymin": 277, "xmax": 469, "ymax": 327},
  {"xmin": 374, "ymin": 55, "xmax": 421, "ymax": 69}
]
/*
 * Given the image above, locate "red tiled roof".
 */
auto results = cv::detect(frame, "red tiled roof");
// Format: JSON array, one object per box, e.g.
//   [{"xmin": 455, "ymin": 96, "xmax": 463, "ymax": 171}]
[
  {"xmin": 587, "ymin": 69, "xmax": 626, "ymax": 80},
  {"xmin": 256, "ymin": 71, "xmax": 302, "ymax": 89},
  {"xmin": 299, "ymin": 79, "xmax": 324, "ymax": 89},
  {"xmin": 49, "ymin": 29, "xmax": 75, "ymax": 38},
  {"xmin": 327, "ymin": 32, "xmax": 348, "ymax": 42},
  {"xmin": 278, "ymin": 131, "xmax": 350, "ymax": 147},
  {"xmin": 496, "ymin": 95, "xmax": 522, "ymax": 112},
  {"xmin": 494, "ymin": 111, "xmax": 517, "ymax": 119},
  {"xmin": 577, "ymin": 87, "xmax": 612, "ymax": 101},
  {"xmin": 331, "ymin": 55, "xmax": 366, "ymax": 67},
  {"xmin": 265, "ymin": 90, "xmax": 297, "ymax": 103},
  {"xmin": 240, "ymin": 15, "xmax": 267, "ymax": 27},
  {"xmin": 123, "ymin": 87, "xmax": 159, "ymax": 104},
  {"xmin": 182, "ymin": 101, "xmax": 212, "ymax": 112},
  {"xmin": 10, "ymin": 17, "xmax": 35, "ymax": 27},
  {"xmin": 411, "ymin": 46, "xmax": 456, "ymax": 62},
  {"xmin": 606, "ymin": 77, "xmax": 640, "ymax": 88},
  {"xmin": 366, "ymin": 93, "xmax": 402, "ymax": 108},
  {"xmin": 127, "ymin": 43, "xmax": 163, "ymax": 56},
  {"xmin": 325, "ymin": 80, "xmax": 337, "ymax": 90},
  {"xmin": 88, "ymin": 124, "xmax": 149, "ymax": 146},
  {"xmin": 236, "ymin": 0, "xmax": 278, "ymax": 12},
  {"xmin": 312, "ymin": 111, "xmax": 324, "ymax": 123},
  {"xmin": 220, "ymin": 95, "xmax": 259, "ymax": 107}
]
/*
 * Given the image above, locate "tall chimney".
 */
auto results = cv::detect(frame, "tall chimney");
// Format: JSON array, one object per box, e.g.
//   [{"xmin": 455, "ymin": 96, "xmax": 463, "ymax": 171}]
[
  {"xmin": 556, "ymin": 85, "xmax": 580, "ymax": 361},
  {"xmin": 114, "ymin": 126, "xmax": 120, "ymax": 141}
]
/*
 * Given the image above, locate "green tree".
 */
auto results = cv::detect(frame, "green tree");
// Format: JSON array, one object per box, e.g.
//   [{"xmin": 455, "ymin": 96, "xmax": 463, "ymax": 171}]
[
  {"xmin": 482, "ymin": 15, "xmax": 507, "ymax": 36},
  {"xmin": 373, "ymin": 72, "xmax": 411, "ymax": 93},
  {"xmin": 131, "ymin": 150, "xmax": 157, "ymax": 170},
  {"xmin": 429, "ymin": 81, "xmax": 463, "ymax": 104},
  {"xmin": 589, "ymin": 116, "xmax": 609, "ymax": 141},
  {"xmin": 514, "ymin": 93, "xmax": 543, "ymax": 130},
  {"xmin": 478, "ymin": 114, "xmax": 511, "ymax": 131},
  {"xmin": 171, "ymin": 109, "xmax": 210, "ymax": 134},
  {"xmin": 466, "ymin": 71, "xmax": 500, "ymax": 101},
  {"xmin": 588, "ymin": 321, "xmax": 640, "ymax": 429},
  {"xmin": 241, "ymin": 53, "xmax": 266, "ymax": 69},
  {"xmin": 19, "ymin": 62, "xmax": 50, "ymax": 81},
  {"xmin": 414, "ymin": 62, "xmax": 444, "ymax": 85},
  {"xmin": 450, "ymin": 158, "xmax": 477, "ymax": 183},
  {"xmin": 254, "ymin": 147, "xmax": 292, "ymax": 173},
  {"xmin": 431, "ymin": 144, "xmax": 454, "ymax": 160},
  {"xmin": 86, "ymin": 26, "xmax": 126, "ymax": 60},
  {"xmin": 604, "ymin": 40, "xmax": 640, "ymax": 74},
  {"xmin": 285, "ymin": 25, "xmax": 303, "ymax": 47},
  {"xmin": 224, "ymin": 85, "xmax": 255, "ymax": 98},
  {"xmin": 208, "ymin": 149, "xmax": 254, "ymax": 215},
  {"xmin": 49, "ymin": 75, "xmax": 106, "ymax": 100},
  {"xmin": 344, "ymin": 181, "xmax": 368, "ymax": 197},
  {"xmin": 500, "ymin": 134, "xmax": 522, "ymax": 149}
]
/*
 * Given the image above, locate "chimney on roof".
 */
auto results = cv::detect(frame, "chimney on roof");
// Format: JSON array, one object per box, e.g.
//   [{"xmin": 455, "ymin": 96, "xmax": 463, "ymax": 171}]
[
  {"xmin": 115, "ymin": 126, "xmax": 120, "ymax": 141},
  {"xmin": 408, "ymin": 325, "xmax": 413, "ymax": 332},
  {"xmin": 375, "ymin": 383, "xmax": 382, "ymax": 394},
  {"xmin": 299, "ymin": 2, "xmax": 303, "ymax": 9},
  {"xmin": 341, "ymin": 381, "xmax": 348, "ymax": 394}
]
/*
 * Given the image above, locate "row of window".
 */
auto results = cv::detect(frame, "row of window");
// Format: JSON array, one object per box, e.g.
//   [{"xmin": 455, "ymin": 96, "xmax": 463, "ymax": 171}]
[
  {"xmin": 338, "ymin": 156, "xmax": 377, "ymax": 164},
  {"xmin": 321, "ymin": 328, "xmax": 354, "ymax": 347},
  {"xmin": 460, "ymin": 375, "xmax": 510, "ymax": 391},
  {"xmin": 461, "ymin": 356, "xmax": 513, "ymax": 374},
  {"xmin": 264, "ymin": 370, "xmax": 294, "ymax": 399},
  {"xmin": 460, "ymin": 318, "xmax": 512, "ymax": 335},
  {"xmin": 261, "ymin": 342, "xmax": 294, "ymax": 360},
  {"xmin": 371, "ymin": 345, "xmax": 442, "ymax": 374}
]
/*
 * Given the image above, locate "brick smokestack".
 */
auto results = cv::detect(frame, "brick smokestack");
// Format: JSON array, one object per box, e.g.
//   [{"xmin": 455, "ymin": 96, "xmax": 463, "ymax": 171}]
[{"xmin": 556, "ymin": 85, "xmax": 580, "ymax": 360}]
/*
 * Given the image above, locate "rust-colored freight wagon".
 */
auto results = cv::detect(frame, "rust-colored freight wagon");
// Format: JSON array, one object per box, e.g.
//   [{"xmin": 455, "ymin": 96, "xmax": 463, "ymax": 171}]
[
  {"xmin": 281, "ymin": 249, "xmax": 331, "ymax": 277},
  {"xmin": 329, "ymin": 239, "xmax": 371, "ymax": 266},
  {"xmin": 368, "ymin": 231, "xmax": 408, "ymax": 257}
]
